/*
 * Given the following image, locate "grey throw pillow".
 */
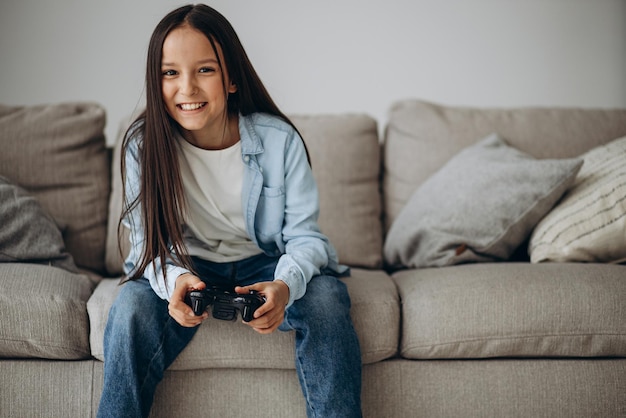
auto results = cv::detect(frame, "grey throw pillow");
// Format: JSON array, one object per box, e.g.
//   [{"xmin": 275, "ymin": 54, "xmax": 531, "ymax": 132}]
[
  {"xmin": 384, "ymin": 133, "xmax": 583, "ymax": 269},
  {"xmin": 0, "ymin": 176, "xmax": 78, "ymax": 272}
]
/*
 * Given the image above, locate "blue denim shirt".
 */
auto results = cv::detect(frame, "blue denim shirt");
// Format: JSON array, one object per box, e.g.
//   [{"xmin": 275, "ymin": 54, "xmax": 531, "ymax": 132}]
[{"xmin": 122, "ymin": 113, "xmax": 346, "ymax": 307}]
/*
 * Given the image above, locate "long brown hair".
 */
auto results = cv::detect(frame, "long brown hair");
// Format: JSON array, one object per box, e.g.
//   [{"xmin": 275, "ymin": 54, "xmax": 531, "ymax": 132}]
[{"xmin": 121, "ymin": 4, "xmax": 303, "ymax": 281}]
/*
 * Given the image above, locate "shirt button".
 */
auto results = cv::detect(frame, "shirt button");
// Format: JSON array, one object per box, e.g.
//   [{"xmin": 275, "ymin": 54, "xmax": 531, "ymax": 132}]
[{"xmin": 243, "ymin": 156, "xmax": 250, "ymax": 162}]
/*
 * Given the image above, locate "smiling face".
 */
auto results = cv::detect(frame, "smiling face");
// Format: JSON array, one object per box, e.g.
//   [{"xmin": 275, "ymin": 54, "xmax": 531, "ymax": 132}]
[{"xmin": 161, "ymin": 25, "xmax": 238, "ymax": 148}]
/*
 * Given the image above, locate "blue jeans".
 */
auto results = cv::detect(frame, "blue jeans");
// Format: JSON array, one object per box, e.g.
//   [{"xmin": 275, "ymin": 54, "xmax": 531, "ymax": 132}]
[{"xmin": 98, "ymin": 253, "xmax": 362, "ymax": 418}]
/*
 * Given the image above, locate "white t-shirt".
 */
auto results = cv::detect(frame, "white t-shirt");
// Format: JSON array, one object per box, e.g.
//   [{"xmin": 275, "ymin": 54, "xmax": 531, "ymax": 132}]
[{"xmin": 177, "ymin": 138, "xmax": 263, "ymax": 262}]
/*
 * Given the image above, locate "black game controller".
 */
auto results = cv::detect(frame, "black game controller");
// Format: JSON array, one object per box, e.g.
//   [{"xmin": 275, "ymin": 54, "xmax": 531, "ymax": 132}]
[{"xmin": 186, "ymin": 285, "xmax": 266, "ymax": 322}]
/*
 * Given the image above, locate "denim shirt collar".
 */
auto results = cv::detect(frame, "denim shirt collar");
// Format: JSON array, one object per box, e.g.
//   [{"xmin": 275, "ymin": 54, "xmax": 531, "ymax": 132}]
[{"xmin": 238, "ymin": 114, "xmax": 264, "ymax": 157}]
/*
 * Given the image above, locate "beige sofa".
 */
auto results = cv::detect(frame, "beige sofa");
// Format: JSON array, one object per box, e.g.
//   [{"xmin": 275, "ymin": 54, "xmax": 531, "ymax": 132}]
[{"xmin": 1, "ymin": 100, "xmax": 625, "ymax": 417}]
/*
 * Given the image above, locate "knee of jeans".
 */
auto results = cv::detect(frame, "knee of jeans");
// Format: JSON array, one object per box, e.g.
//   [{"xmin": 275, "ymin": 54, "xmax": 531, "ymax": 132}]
[
  {"xmin": 300, "ymin": 276, "xmax": 351, "ymax": 318},
  {"xmin": 107, "ymin": 281, "xmax": 163, "ymax": 333},
  {"xmin": 107, "ymin": 297, "xmax": 139, "ymax": 335}
]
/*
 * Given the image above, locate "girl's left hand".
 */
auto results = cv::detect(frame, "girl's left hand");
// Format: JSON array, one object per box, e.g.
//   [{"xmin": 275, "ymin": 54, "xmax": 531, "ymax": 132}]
[{"xmin": 235, "ymin": 281, "xmax": 289, "ymax": 334}]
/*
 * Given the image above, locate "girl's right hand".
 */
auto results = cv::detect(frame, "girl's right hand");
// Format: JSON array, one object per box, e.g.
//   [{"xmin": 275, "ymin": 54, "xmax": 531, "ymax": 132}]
[{"xmin": 168, "ymin": 273, "xmax": 209, "ymax": 327}]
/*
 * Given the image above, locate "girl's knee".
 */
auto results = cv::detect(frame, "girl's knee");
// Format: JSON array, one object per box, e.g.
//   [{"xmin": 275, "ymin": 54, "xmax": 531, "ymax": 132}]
[
  {"xmin": 107, "ymin": 280, "xmax": 166, "ymax": 332},
  {"xmin": 299, "ymin": 276, "xmax": 351, "ymax": 317}
]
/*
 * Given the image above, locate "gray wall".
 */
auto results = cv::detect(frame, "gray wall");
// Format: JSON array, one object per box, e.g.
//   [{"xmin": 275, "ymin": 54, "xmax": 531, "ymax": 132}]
[{"xmin": 1, "ymin": 0, "xmax": 625, "ymax": 144}]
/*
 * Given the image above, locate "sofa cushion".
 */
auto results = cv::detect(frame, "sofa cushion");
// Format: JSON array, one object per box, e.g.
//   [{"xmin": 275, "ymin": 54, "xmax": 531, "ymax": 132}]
[
  {"xmin": 292, "ymin": 115, "xmax": 383, "ymax": 269},
  {"xmin": 0, "ymin": 176, "xmax": 78, "ymax": 272},
  {"xmin": 105, "ymin": 113, "xmax": 384, "ymax": 274},
  {"xmin": 0, "ymin": 102, "xmax": 110, "ymax": 273},
  {"xmin": 104, "ymin": 116, "xmax": 133, "ymax": 275},
  {"xmin": 0, "ymin": 263, "xmax": 96, "ymax": 359},
  {"xmin": 384, "ymin": 100, "xmax": 626, "ymax": 232},
  {"xmin": 88, "ymin": 268, "xmax": 399, "ymax": 369},
  {"xmin": 384, "ymin": 134, "xmax": 582, "ymax": 268},
  {"xmin": 530, "ymin": 135, "xmax": 626, "ymax": 263},
  {"xmin": 393, "ymin": 262, "xmax": 626, "ymax": 359},
  {"xmin": 1, "ymin": 360, "xmax": 95, "ymax": 418}
]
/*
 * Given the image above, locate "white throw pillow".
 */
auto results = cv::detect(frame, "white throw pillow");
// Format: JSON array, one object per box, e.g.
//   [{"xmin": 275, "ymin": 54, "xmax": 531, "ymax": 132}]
[{"xmin": 530, "ymin": 135, "xmax": 626, "ymax": 263}]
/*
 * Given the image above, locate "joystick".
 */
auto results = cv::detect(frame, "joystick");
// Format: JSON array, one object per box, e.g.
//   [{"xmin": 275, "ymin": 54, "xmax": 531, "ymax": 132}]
[{"xmin": 186, "ymin": 285, "xmax": 265, "ymax": 322}]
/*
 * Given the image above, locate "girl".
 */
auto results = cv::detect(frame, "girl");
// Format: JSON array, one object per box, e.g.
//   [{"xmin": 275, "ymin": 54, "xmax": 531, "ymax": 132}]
[{"xmin": 98, "ymin": 4, "xmax": 362, "ymax": 418}]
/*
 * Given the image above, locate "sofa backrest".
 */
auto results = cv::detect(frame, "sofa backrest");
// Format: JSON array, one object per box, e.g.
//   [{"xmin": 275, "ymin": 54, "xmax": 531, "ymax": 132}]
[
  {"xmin": 383, "ymin": 100, "xmax": 626, "ymax": 232},
  {"xmin": 292, "ymin": 114, "xmax": 383, "ymax": 269},
  {"xmin": 0, "ymin": 102, "xmax": 110, "ymax": 273},
  {"xmin": 105, "ymin": 113, "xmax": 384, "ymax": 275}
]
